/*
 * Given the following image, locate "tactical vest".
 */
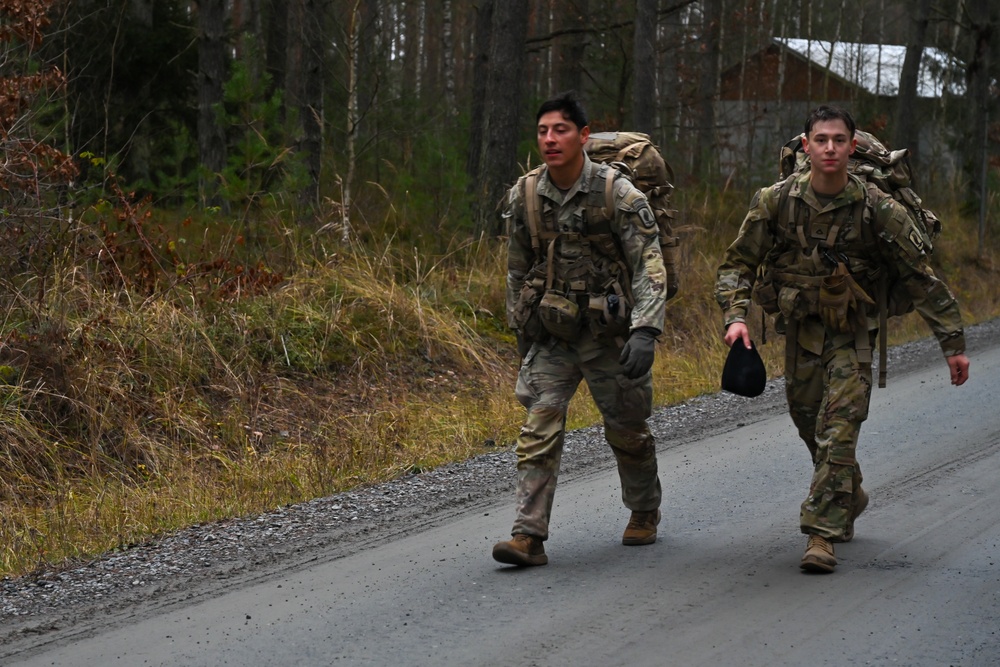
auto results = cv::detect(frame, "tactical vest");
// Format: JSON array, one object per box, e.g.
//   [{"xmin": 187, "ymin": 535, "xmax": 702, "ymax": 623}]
[
  {"xmin": 753, "ymin": 175, "xmax": 888, "ymax": 382},
  {"xmin": 774, "ymin": 131, "xmax": 942, "ymax": 386},
  {"xmin": 516, "ymin": 163, "xmax": 635, "ymax": 344}
]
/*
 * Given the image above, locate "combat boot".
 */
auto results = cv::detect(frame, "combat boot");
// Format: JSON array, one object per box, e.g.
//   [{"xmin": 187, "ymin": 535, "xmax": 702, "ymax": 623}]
[
  {"xmin": 800, "ymin": 534, "xmax": 837, "ymax": 573},
  {"xmin": 622, "ymin": 509, "xmax": 661, "ymax": 546},
  {"xmin": 492, "ymin": 534, "xmax": 547, "ymax": 566},
  {"xmin": 835, "ymin": 486, "xmax": 869, "ymax": 543}
]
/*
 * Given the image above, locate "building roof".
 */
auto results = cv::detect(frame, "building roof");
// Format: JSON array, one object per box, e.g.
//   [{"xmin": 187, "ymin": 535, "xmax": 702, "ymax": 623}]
[{"xmin": 776, "ymin": 37, "xmax": 965, "ymax": 98}]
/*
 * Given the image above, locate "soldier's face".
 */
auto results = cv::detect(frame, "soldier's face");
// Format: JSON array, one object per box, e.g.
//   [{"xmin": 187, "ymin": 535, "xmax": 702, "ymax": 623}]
[
  {"xmin": 803, "ymin": 119, "xmax": 857, "ymax": 177},
  {"xmin": 537, "ymin": 111, "xmax": 589, "ymax": 171}
]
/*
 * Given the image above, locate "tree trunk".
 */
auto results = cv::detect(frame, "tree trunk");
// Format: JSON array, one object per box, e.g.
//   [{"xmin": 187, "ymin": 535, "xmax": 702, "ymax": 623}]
[
  {"xmin": 130, "ymin": 0, "xmax": 153, "ymax": 186},
  {"xmin": 265, "ymin": 0, "xmax": 288, "ymax": 111},
  {"xmin": 285, "ymin": 0, "xmax": 305, "ymax": 124},
  {"xmin": 465, "ymin": 0, "xmax": 494, "ymax": 191},
  {"xmin": 197, "ymin": 0, "xmax": 228, "ymax": 209},
  {"xmin": 632, "ymin": 0, "xmax": 657, "ymax": 134},
  {"xmin": 402, "ymin": 0, "xmax": 420, "ymax": 102},
  {"xmin": 692, "ymin": 0, "xmax": 720, "ymax": 179},
  {"xmin": 658, "ymin": 4, "xmax": 682, "ymax": 147},
  {"xmin": 965, "ymin": 0, "xmax": 992, "ymax": 204},
  {"xmin": 893, "ymin": 0, "xmax": 930, "ymax": 164},
  {"xmin": 552, "ymin": 0, "xmax": 588, "ymax": 93},
  {"xmin": 474, "ymin": 0, "xmax": 529, "ymax": 237},
  {"xmin": 343, "ymin": 0, "xmax": 361, "ymax": 243},
  {"xmin": 443, "ymin": 0, "xmax": 456, "ymax": 112},
  {"xmin": 298, "ymin": 0, "xmax": 325, "ymax": 213},
  {"xmin": 963, "ymin": 0, "xmax": 996, "ymax": 253}
]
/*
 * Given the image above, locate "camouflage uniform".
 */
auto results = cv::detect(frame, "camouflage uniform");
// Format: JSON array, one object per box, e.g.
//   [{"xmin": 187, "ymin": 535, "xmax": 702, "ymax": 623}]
[
  {"xmin": 715, "ymin": 171, "xmax": 965, "ymax": 540},
  {"xmin": 504, "ymin": 153, "xmax": 668, "ymax": 540}
]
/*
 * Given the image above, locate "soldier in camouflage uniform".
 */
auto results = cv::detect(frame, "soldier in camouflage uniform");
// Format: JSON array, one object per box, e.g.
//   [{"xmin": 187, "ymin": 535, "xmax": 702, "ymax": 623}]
[
  {"xmin": 491, "ymin": 92, "xmax": 668, "ymax": 567},
  {"xmin": 715, "ymin": 105, "xmax": 970, "ymax": 574}
]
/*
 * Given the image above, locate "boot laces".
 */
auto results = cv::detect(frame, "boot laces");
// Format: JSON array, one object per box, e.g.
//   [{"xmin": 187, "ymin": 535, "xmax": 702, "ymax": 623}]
[
  {"xmin": 627, "ymin": 510, "xmax": 656, "ymax": 530},
  {"xmin": 807, "ymin": 534, "xmax": 834, "ymax": 556}
]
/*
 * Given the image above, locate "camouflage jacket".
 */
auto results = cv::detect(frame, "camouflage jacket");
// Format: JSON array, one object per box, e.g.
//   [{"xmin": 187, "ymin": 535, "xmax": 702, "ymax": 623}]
[
  {"xmin": 504, "ymin": 154, "xmax": 667, "ymax": 337},
  {"xmin": 715, "ymin": 172, "xmax": 965, "ymax": 356}
]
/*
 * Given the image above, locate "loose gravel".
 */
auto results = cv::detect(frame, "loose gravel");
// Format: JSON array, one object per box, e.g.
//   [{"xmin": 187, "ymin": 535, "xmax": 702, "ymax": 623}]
[{"xmin": 2, "ymin": 319, "xmax": 995, "ymax": 655}]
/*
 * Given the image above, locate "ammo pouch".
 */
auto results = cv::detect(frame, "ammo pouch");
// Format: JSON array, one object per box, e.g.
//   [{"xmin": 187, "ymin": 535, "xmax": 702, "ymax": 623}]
[
  {"xmin": 752, "ymin": 277, "xmax": 779, "ymax": 315},
  {"xmin": 586, "ymin": 281, "xmax": 631, "ymax": 341},
  {"xmin": 512, "ymin": 274, "xmax": 547, "ymax": 342},
  {"xmin": 538, "ymin": 290, "xmax": 583, "ymax": 341},
  {"xmin": 777, "ymin": 285, "xmax": 812, "ymax": 320},
  {"xmin": 661, "ymin": 240, "xmax": 680, "ymax": 301}
]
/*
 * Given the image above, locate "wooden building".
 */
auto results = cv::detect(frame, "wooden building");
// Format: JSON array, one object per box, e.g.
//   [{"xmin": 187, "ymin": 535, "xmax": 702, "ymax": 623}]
[{"xmin": 716, "ymin": 38, "xmax": 964, "ymax": 188}]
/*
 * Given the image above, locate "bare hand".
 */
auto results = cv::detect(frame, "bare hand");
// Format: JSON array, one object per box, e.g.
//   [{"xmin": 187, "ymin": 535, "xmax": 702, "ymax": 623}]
[
  {"xmin": 724, "ymin": 322, "xmax": 752, "ymax": 349},
  {"xmin": 947, "ymin": 353, "xmax": 970, "ymax": 386}
]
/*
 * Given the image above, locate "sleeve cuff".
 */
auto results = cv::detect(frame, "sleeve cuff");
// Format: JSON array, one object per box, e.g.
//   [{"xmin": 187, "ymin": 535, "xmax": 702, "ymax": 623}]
[{"xmin": 940, "ymin": 333, "xmax": 966, "ymax": 357}]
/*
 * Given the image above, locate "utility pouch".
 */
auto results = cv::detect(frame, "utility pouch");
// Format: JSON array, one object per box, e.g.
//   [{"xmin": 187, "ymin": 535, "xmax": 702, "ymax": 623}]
[
  {"xmin": 512, "ymin": 276, "xmax": 546, "ymax": 342},
  {"xmin": 777, "ymin": 286, "xmax": 809, "ymax": 320},
  {"xmin": 538, "ymin": 290, "xmax": 583, "ymax": 341},
  {"xmin": 752, "ymin": 279, "xmax": 780, "ymax": 315},
  {"xmin": 587, "ymin": 289, "xmax": 631, "ymax": 340},
  {"xmin": 661, "ymin": 241, "xmax": 680, "ymax": 301}
]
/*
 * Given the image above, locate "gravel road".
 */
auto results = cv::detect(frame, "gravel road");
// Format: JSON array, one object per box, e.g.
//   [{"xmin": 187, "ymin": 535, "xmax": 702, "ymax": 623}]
[{"xmin": 2, "ymin": 318, "xmax": 996, "ymax": 659}]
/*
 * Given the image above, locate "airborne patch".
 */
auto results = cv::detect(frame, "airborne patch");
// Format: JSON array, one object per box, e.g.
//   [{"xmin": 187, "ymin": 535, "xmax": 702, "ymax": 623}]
[{"xmin": 636, "ymin": 201, "xmax": 657, "ymax": 229}]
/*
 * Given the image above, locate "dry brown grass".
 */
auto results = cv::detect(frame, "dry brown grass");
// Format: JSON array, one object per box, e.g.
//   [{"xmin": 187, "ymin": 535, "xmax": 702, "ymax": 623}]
[{"xmin": 0, "ymin": 190, "xmax": 996, "ymax": 577}]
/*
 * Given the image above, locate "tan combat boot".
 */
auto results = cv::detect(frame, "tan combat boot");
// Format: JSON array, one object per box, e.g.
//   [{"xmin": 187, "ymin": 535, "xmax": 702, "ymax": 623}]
[
  {"xmin": 835, "ymin": 486, "xmax": 869, "ymax": 543},
  {"xmin": 622, "ymin": 509, "xmax": 661, "ymax": 546},
  {"xmin": 800, "ymin": 534, "xmax": 837, "ymax": 573},
  {"xmin": 492, "ymin": 534, "xmax": 548, "ymax": 566}
]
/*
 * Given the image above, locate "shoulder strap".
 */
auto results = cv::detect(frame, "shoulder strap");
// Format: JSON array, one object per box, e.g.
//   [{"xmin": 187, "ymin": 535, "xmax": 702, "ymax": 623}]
[
  {"xmin": 603, "ymin": 165, "xmax": 615, "ymax": 219},
  {"xmin": 854, "ymin": 183, "xmax": 890, "ymax": 388},
  {"xmin": 524, "ymin": 170, "xmax": 542, "ymax": 256},
  {"xmin": 586, "ymin": 164, "xmax": 636, "ymax": 307},
  {"xmin": 777, "ymin": 176, "xmax": 797, "ymax": 235},
  {"xmin": 861, "ymin": 184, "xmax": 890, "ymax": 388}
]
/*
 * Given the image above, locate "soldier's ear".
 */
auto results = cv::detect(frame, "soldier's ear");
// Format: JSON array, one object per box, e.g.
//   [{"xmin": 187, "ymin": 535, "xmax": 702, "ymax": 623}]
[{"xmin": 579, "ymin": 125, "xmax": 590, "ymax": 144}]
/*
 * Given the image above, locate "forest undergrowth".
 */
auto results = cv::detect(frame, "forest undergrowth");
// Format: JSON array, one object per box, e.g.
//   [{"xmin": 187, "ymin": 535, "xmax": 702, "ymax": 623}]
[{"xmin": 1, "ymin": 186, "xmax": 997, "ymax": 579}]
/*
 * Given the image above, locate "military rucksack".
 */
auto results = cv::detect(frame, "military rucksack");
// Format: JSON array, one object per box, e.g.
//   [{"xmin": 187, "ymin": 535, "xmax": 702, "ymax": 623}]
[
  {"xmin": 584, "ymin": 131, "xmax": 681, "ymax": 300},
  {"xmin": 775, "ymin": 129, "xmax": 941, "ymax": 386}
]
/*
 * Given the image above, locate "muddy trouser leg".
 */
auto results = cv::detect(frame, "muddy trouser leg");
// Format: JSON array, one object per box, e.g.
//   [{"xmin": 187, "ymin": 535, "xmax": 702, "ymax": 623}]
[
  {"xmin": 799, "ymin": 332, "xmax": 873, "ymax": 540},
  {"xmin": 511, "ymin": 345, "xmax": 582, "ymax": 540},
  {"xmin": 584, "ymin": 344, "xmax": 661, "ymax": 512}
]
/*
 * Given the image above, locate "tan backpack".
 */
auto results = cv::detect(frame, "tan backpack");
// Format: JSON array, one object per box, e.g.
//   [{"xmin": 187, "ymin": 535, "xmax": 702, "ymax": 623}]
[{"xmin": 584, "ymin": 131, "xmax": 681, "ymax": 300}]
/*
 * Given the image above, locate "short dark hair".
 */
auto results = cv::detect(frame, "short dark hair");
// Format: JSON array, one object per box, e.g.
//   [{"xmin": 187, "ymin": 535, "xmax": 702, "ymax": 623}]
[
  {"xmin": 536, "ymin": 91, "xmax": 589, "ymax": 130},
  {"xmin": 804, "ymin": 105, "xmax": 856, "ymax": 137}
]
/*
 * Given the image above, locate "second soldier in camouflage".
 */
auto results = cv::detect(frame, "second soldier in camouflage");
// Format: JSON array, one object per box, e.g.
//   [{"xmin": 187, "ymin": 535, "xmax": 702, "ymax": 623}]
[{"xmin": 715, "ymin": 105, "xmax": 970, "ymax": 573}]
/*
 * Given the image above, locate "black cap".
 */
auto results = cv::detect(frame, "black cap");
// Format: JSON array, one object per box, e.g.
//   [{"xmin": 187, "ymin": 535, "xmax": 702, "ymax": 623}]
[{"xmin": 721, "ymin": 340, "xmax": 767, "ymax": 397}]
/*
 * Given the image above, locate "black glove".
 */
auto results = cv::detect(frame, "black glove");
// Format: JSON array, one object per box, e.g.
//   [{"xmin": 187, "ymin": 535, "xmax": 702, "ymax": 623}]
[
  {"xmin": 516, "ymin": 332, "xmax": 531, "ymax": 360},
  {"xmin": 619, "ymin": 327, "xmax": 658, "ymax": 379}
]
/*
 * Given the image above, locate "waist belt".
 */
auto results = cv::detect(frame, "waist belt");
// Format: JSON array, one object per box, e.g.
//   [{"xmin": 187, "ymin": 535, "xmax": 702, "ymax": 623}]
[{"xmin": 775, "ymin": 273, "xmax": 872, "ymax": 370}]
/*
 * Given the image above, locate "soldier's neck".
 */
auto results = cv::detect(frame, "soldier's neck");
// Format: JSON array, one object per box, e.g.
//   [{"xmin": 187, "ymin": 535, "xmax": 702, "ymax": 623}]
[
  {"xmin": 809, "ymin": 171, "xmax": 849, "ymax": 197},
  {"xmin": 547, "ymin": 161, "xmax": 584, "ymax": 190}
]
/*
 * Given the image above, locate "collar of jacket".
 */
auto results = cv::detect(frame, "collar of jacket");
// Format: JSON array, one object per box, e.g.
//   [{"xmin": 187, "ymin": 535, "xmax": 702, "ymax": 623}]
[
  {"xmin": 536, "ymin": 153, "xmax": 597, "ymax": 203},
  {"xmin": 789, "ymin": 171, "xmax": 866, "ymax": 213}
]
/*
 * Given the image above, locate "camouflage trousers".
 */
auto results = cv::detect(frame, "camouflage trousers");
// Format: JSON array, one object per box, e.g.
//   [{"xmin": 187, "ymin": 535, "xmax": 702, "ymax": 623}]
[
  {"xmin": 786, "ymin": 326, "xmax": 874, "ymax": 540},
  {"xmin": 509, "ymin": 335, "xmax": 662, "ymax": 540}
]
